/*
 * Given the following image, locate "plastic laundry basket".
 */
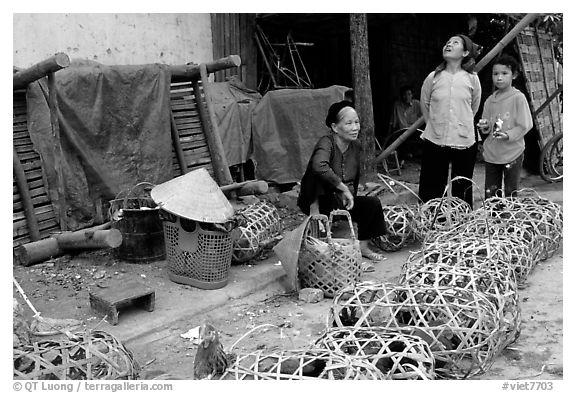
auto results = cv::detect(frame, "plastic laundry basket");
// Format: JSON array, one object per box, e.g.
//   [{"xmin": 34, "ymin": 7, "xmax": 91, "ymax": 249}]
[{"xmin": 162, "ymin": 213, "xmax": 233, "ymax": 290}]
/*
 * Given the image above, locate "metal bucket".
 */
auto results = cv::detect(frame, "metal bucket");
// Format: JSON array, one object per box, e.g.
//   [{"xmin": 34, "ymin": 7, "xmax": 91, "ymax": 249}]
[{"xmin": 110, "ymin": 183, "xmax": 166, "ymax": 263}]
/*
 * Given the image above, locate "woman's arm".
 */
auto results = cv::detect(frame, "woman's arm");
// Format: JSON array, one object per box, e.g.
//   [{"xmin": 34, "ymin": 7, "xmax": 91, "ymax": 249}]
[
  {"xmin": 471, "ymin": 73, "xmax": 482, "ymax": 115},
  {"xmin": 309, "ymin": 136, "xmax": 341, "ymax": 189},
  {"xmin": 420, "ymin": 73, "xmax": 433, "ymax": 123}
]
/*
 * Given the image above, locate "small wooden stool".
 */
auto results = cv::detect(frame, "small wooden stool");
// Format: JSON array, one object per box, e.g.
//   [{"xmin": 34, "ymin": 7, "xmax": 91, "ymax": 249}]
[{"xmin": 89, "ymin": 281, "xmax": 155, "ymax": 325}]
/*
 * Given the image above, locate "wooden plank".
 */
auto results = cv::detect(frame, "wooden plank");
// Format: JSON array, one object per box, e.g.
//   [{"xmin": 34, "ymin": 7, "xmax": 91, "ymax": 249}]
[
  {"xmin": 179, "ymin": 133, "xmax": 208, "ymax": 144},
  {"xmin": 180, "ymin": 139, "xmax": 208, "ymax": 150},
  {"xmin": 13, "ymin": 195, "xmax": 51, "ymax": 211},
  {"xmin": 14, "ymin": 144, "xmax": 36, "ymax": 154},
  {"xmin": 182, "ymin": 145, "xmax": 210, "ymax": 155},
  {"xmin": 13, "ymin": 204, "xmax": 55, "ymax": 221},
  {"xmin": 12, "ymin": 136, "xmax": 33, "ymax": 146},
  {"xmin": 170, "ymin": 102, "xmax": 199, "ymax": 111},
  {"xmin": 13, "ymin": 218, "xmax": 60, "ymax": 238},
  {"xmin": 13, "ymin": 185, "xmax": 47, "ymax": 199},
  {"xmin": 12, "ymin": 123, "xmax": 30, "ymax": 134},
  {"xmin": 13, "ymin": 178, "xmax": 45, "ymax": 192},
  {"xmin": 15, "ymin": 151, "xmax": 40, "ymax": 162},
  {"xmin": 21, "ymin": 160, "xmax": 42, "ymax": 171}
]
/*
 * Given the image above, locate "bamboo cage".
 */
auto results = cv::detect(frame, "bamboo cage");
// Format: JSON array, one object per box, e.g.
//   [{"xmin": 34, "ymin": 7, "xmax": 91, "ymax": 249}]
[
  {"xmin": 400, "ymin": 258, "xmax": 520, "ymax": 350},
  {"xmin": 219, "ymin": 348, "xmax": 384, "ymax": 380},
  {"xmin": 13, "ymin": 330, "xmax": 139, "ymax": 380},
  {"xmin": 411, "ymin": 197, "xmax": 471, "ymax": 242},
  {"xmin": 314, "ymin": 326, "xmax": 436, "ymax": 380},
  {"xmin": 328, "ymin": 282, "xmax": 503, "ymax": 379}
]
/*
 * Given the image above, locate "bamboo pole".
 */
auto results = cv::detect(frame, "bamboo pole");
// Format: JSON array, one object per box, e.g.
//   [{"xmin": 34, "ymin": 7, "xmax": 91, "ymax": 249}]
[
  {"xmin": 13, "ymin": 148, "xmax": 41, "ymax": 241},
  {"xmin": 374, "ymin": 13, "xmax": 541, "ymax": 164},
  {"xmin": 197, "ymin": 63, "xmax": 234, "ymax": 186},
  {"xmin": 13, "ymin": 53, "xmax": 70, "ymax": 89},
  {"xmin": 170, "ymin": 55, "xmax": 241, "ymax": 82},
  {"xmin": 169, "ymin": 110, "xmax": 188, "ymax": 175}
]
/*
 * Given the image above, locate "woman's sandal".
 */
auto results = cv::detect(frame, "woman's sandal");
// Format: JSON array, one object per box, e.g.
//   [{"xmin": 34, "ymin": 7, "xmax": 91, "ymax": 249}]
[{"xmin": 362, "ymin": 250, "xmax": 387, "ymax": 263}]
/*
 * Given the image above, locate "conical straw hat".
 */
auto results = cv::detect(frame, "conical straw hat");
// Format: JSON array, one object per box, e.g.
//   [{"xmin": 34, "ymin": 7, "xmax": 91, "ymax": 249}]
[{"xmin": 151, "ymin": 168, "xmax": 234, "ymax": 223}]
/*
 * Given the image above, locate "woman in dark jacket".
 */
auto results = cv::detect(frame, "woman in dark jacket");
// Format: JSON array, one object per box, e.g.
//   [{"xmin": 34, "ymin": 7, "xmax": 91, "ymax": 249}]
[{"xmin": 297, "ymin": 100, "xmax": 387, "ymax": 263}]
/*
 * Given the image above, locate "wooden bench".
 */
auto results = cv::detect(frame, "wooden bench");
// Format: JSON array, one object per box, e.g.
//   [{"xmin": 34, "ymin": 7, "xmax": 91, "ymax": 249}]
[{"xmin": 89, "ymin": 281, "xmax": 155, "ymax": 325}]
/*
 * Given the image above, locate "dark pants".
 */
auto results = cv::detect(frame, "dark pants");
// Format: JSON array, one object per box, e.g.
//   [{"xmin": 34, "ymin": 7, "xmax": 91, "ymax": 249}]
[
  {"xmin": 318, "ymin": 194, "xmax": 386, "ymax": 240},
  {"xmin": 484, "ymin": 153, "xmax": 524, "ymax": 198},
  {"xmin": 418, "ymin": 139, "xmax": 478, "ymax": 208}
]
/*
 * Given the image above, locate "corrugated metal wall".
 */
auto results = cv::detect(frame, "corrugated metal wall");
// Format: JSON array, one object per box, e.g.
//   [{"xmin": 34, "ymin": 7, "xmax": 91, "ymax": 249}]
[{"xmin": 210, "ymin": 13, "xmax": 258, "ymax": 90}]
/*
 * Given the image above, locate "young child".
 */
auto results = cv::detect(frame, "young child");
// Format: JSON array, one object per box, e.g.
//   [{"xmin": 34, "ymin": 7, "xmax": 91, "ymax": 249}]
[{"xmin": 477, "ymin": 54, "xmax": 533, "ymax": 198}]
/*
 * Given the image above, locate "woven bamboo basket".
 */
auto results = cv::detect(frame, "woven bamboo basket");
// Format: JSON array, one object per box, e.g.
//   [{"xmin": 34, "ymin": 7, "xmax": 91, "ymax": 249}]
[
  {"xmin": 400, "ymin": 260, "xmax": 520, "ymax": 350},
  {"xmin": 13, "ymin": 330, "xmax": 139, "ymax": 380},
  {"xmin": 219, "ymin": 348, "xmax": 385, "ymax": 380},
  {"xmin": 314, "ymin": 326, "xmax": 435, "ymax": 379},
  {"xmin": 420, "ymin": 218, "xmax": 536, "ymax": 281},
  {"xmin": 299, "ymin": 210, "xmax": 361, "ymax": 298},
  {"xmin": 372, "ymin": 205, "xmax": 416, "ymax": 251},
  {"xmin": 478, "ymin": 195, "xmax": 562, "ymax": 261},
  {"xmin": 412, "ymin": 197, "xmax": 471, "ymax": 242},
  {"xmin": 463, "ymin": 212, "xmax": 545, "ymax": 263},
  {"xmin": 327, "ymin": 282, "xmax": 502, "ymax": 379},
  {"xmin": 231, "ymin": 201, "xmax": 282, "ymax": 263}
]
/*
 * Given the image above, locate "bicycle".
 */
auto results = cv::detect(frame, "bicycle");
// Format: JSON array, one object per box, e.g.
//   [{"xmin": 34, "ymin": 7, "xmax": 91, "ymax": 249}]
[{"xmin": 539, "ymin": 131, "xmax": 563, "ymax": 182}]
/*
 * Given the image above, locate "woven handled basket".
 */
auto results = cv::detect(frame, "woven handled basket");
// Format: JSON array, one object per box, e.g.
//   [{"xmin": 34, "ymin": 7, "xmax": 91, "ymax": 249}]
[{"xmin": 298, "ymin": 210, "xmax": 361, "ymax": 298}]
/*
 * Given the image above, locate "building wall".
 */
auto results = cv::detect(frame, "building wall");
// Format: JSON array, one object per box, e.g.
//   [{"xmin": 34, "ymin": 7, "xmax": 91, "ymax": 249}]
[{"xmin": 13, "ymin": 13, "xmax": 213, "ymax": 68}]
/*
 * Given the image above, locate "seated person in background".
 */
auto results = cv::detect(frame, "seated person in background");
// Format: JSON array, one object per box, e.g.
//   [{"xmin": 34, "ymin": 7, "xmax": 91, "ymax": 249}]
[
  {"xmin": 388, "ymin": 85, "xmax": 422, "ymax": 134},
  {"xmin": 297, "ymin": 100, "xmax": 388, "ymax": 265}
]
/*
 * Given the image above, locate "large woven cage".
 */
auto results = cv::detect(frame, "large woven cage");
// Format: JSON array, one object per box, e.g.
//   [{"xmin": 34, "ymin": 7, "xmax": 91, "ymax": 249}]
[
  {"xmin": 219, "ymin": 348, "xmax": 385, "ymax": 380},
  {"xmin": 412, "ymin": 197, "xmax": 471, "ymax": 242},
  {"xmin": 421, "ymin": 221, "xmax": 536, "ymax": 282},
  {"xmin": 13, "ymin": 330, "xmax": 139, "ymax": 380},
  {"xmin": 314, "ymin": 326, "xmax": 435, "ymax": 380},
  {"xmin": 327, "ymin": 281, "xmax": 503, "ymax": 379},
  {"xmin": 372, "ymin": 204, "xmax": 417, "ymax": 251},
  {"xmin": 400, "ymin": 257, "xmax": 520, "ymax": 350},
  {"xmin": 162, "ymin": 213, "xmax": 233, "ymax": 289},
  {"xmin": 479, "ymin": 194, "xmax": 563, "ymax": 260},
  {"xmin": 299, "ymin": 210, "xmax": 361, "ymax": 298},
  {"xmin": 232, "ymin": 201, "xmax": 281, "ymax": 263}
]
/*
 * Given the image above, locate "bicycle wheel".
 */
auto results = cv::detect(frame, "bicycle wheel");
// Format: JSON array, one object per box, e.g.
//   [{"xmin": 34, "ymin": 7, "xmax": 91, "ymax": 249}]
[{"xmin": 539, "ymin": 132, "xmax": 563, "ymax": 182}]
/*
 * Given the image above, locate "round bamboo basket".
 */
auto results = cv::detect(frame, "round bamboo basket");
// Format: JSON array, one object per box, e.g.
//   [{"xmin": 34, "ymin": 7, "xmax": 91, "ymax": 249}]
[
  {"xmin": 400, "ymin": 260, "xmax": 520, "ymax": 350},
  {"xmin": 412, "ymin": 197, "xmax": 471, "ymax": 242},
  {"xmin": 314, "ymin": 326, "xmax": 435, "ymax": 379},
  {"xmin": 372, "ymin": 205, "xmax": 416, "ymax": 251},
  {"xmin": 13, "ymin": 330, "xmax": 139, "ymax": 380},
  {"xmin": 231, "ymin": 201, "xmax": 282, "ymax": 263},
  {"xmin": 327, "ymin": 282, "xmax": 502, "ymax": 379},
  {"xmin": 219, "ymin": 348, "xmax": 384, "ymax": 380}
]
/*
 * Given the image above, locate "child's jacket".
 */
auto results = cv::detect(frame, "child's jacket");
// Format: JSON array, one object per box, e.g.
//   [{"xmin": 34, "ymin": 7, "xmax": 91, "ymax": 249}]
[{"xmin": 481, "ymin": 87, "xmax": 533, "ymax": 164}]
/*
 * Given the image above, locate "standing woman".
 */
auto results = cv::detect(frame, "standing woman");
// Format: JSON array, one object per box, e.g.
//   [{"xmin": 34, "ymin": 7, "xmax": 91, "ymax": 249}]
[
  {"xmin": 419, "ymin": 34, "xmax": 482, "ymax": 208},
  {"xmin": 297, "ymin": 100, "xmax": 387, "ymax": 263}
]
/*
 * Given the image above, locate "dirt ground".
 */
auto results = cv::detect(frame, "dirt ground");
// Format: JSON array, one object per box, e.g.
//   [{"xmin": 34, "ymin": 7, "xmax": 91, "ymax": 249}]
[{"xmin": 12, "ymin": 162, "xmax": 564, "ymax": 381}]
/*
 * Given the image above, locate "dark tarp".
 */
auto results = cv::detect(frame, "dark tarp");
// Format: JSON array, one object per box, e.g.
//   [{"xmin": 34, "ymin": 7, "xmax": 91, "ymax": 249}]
[
  {"xmin": 26, "ymin": 60, "xmax": 173, "ymax": 230},
  {"xmin": 207, "ymin": 77, "xmax": 262, "ymax": 167},
  {"xmin": 251, "ymin": 85, "xmax": 352, "ymax": 184}
]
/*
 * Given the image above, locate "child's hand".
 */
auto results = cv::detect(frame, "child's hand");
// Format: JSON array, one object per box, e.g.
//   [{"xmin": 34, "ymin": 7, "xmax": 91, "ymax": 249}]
[
  {"xmin": 493, "ymin": 131, "xmax": 509, "ymax": 140},
  {"xmin": 476, "ymin": 118, "xmax": 490, "ymax": 134}
]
